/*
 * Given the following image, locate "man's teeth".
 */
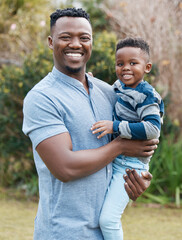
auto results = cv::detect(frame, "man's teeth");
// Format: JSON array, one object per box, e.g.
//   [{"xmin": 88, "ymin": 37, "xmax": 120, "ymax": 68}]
[{"xmin": 66, "ymin": 53, "xmax": 82, "ymax": 57}]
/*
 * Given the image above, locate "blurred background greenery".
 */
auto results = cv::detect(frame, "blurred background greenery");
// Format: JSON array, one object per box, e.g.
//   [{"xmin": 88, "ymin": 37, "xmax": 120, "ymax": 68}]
[{"xmin": 0, "ymin": 0, "xmax": 182, "ymax": 207}]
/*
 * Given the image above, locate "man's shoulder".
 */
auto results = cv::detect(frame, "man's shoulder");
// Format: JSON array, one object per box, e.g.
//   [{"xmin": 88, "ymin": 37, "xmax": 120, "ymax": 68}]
[
  {"xmin": 24, "ymin": 72, "xmax": 56, "ymax": 101},
  {"xmin": 88, "ymin": 75, "xmax": 112, "ymax": 89},
  {"xmin": 31, "ymin": 72, "xmax": 54, "ymax": 91},
  {"xmin": 87, "ymin": 74, "xmax": 117, "ymax": 104}
]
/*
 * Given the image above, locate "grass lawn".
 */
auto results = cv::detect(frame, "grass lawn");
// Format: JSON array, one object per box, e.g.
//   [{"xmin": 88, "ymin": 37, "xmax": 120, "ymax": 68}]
[
  {"xmin": 0, "ymin": 198, "xmax": 181, "ymax": 240},
  {"xmin": 0, "ymin": 199, "xmax": 37, "ymax": 240},
  {"xmin": 123, "ymin": 204, "xmax": 182, "ymax": 240}
]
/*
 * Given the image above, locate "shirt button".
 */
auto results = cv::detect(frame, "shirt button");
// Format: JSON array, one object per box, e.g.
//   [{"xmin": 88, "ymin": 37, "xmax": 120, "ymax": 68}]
[{"xmin": 108, "ymin": 169, "xmax": 111, "ymax": 173}]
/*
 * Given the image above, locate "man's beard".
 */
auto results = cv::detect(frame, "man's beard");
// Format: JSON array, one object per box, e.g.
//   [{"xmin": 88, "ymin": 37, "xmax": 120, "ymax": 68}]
[{"xmin": 66, "ymin": 66, "xmax": 81, "ymax": 74}]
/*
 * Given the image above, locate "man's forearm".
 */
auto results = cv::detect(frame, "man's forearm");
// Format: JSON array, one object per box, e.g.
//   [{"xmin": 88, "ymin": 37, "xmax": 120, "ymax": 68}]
[
  {"xmin": 36, "ymin": 133, "xmax": 158, "ymax": 182},
  {"xmin": 37, "ymin": 135, "xmax": 123, "ymax": 182}
]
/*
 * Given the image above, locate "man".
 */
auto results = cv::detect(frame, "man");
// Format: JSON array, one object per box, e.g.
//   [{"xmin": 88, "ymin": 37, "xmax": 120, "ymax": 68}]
[{"xmin": 22, "ymin": 8, "xmax": 158, "ymax": 240}]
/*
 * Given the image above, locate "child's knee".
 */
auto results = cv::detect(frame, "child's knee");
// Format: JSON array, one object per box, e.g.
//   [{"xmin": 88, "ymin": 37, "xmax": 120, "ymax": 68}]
[
  {"xmin": 100, "ymin": 213, "xmax": 109, "ymax": 229},
  {"xmin": 99, "ymin": 213, "xmax": 120, "ymax": 231}
]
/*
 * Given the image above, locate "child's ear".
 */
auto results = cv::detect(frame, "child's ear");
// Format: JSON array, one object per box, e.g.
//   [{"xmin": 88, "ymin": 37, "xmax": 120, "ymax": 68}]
[{"xmin": 144, "ymin": 62, "xmax": 152, "ymax": 73}]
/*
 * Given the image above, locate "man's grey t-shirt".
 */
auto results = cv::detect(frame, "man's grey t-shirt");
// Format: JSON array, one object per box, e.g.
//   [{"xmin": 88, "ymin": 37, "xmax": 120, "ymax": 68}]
[{"xmin": 22, "ymin": 67, "xmax": 117, "ymax": 240}]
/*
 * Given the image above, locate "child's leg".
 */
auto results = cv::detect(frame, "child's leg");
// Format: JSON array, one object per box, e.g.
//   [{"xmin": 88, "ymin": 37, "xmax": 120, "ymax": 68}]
[
  {"xmin": 100, "ymin": 158, "xmax": 149, "ymax": 240},
  {"xmin": 99, "ymin": 164, "xmax": 129, "ymax": 240}
]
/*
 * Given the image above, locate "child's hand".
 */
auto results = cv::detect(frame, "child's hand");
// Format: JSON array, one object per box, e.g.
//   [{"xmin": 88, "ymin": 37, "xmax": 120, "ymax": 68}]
[{"xmin": 91, "ymin": 120, "xmax": 113, "ymax": 139}]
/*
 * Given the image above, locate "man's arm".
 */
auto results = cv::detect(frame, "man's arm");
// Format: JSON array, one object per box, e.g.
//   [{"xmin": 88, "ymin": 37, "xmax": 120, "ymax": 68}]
[{"xmin": 36, "ymin": 132, "xmax": 158, "ymax": 183}]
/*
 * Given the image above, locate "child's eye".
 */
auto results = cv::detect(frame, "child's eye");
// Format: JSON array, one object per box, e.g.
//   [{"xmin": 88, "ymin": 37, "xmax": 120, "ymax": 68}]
[
  {"xmin": 130, "ymin": 62, "xmax": 136, "ymax": 66},
  {"xmin": 117, "ymin": 63, "xmax": 123, "ymax": 67}
]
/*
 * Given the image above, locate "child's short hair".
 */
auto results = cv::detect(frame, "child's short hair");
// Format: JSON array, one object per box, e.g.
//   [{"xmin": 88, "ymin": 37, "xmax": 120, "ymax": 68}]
[{"xmin": 116, "ymin": 37, "xmax": 150, "ymax": 57}]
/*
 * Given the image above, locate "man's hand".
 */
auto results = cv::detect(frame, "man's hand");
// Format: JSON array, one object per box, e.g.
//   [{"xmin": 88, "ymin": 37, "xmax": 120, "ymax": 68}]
[
  {"xmin": 91, "ymin": 120, "xmax": 113, "ymax": 139},
  {"xmin": 123, "ymin": 169, "xmax": 152, "ymax": 201},
  {"xmin": 115, "ymin": 137, "xmax": 158, "ymax": 158}
]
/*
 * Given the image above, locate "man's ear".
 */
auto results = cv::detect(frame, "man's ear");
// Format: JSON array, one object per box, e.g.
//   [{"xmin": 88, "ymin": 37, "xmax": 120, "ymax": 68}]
[
  {"xmin": 144, "ymin": 62, "xmax": 152, "ymax": 74},
  {"xmin": 48, "ymin": 36, "xmax": 53, "ymax": 50}
]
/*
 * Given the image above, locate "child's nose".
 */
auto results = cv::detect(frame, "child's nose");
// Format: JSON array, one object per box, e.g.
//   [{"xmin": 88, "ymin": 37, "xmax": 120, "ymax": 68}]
[{"xmin": 123, "ymin": 64, "xmax": 130, "ymax": 70}]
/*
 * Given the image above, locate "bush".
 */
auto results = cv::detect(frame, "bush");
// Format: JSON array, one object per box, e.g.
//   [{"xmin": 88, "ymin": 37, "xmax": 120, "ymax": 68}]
[
  {"xmin": 0, "ymin": 43, "xmax": 53, "ymax": 190},
  {"xmin": 87, "ymin": 30, "xmax": 117, "ymax": 84},
  {"xmin": 143, "ymin": 132, "xmax": 182, "ymax": 207}
]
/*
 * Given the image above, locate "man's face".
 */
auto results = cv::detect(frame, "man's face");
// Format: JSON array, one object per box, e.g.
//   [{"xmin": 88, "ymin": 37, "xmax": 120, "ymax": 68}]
[{"xmin": 48, "ymin": 17, "xmax": 92, "ymax": 76}]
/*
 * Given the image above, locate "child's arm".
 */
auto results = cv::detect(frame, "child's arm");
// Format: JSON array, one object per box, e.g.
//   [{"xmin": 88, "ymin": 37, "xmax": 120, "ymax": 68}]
[
  {"xmin": 92, "ymin": 93, "xmax": 164, "ymax": 140},
  {"xmin": 115, "ymin": 114, "xmax": 161, "ymax": 140},
  {"xmin": 91, "ymin": 115, "xmax": 161, "ymax": 140}
]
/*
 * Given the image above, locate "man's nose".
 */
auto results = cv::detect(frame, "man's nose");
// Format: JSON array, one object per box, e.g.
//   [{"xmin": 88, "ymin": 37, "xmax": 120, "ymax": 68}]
[{"xmin": 69, "ymin": 37, "xmax": 82, "ymax": 48}]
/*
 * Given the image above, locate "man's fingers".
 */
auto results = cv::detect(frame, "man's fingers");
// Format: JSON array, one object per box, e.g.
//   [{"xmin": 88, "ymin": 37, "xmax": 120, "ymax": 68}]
[
  {"xmin": 123, "ymin": 169, "xmax": 152, "ymax": 201},
  {"xmin": 124, "ymin": 171, "xmax": 139, "ymax": 200},
  {"xmin": 142, "ymin": 150, "xmax": 154, "ymax": 157},
  {"xmin": 131, "ymin": 169, "xmax": 148, "ymax": 191},
  {"xmin": 145, "ymin": 145, "xmax": 157, "ymax": 151},
  {"xmin": 124, "ymin": 169, "xmax": 143, "ymax": 196},
  {"xmin": 143, "ymin": 143, "xmax": 157, "ymax": 152},
  {"xmin": 131, "ymin": 169, "xmax": 152, "ymax": 191},
  {"xmin": 124, "ymin": 182, "xmax": 137, "ymax": 201},
  {"xmin": 142, "ymin": 139, "xmax": 159, "ymax": 152},
  {"xmin": 141, "ymin": 171, "xmax": 153, "ymax": 180},
  {"xmin": 146, "ymin": 139, "xmax": 159, "ymax": 145}
]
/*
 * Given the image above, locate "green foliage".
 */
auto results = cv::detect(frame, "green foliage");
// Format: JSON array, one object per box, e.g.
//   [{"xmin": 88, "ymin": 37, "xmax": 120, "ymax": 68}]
[
  {"xmin": 0, "ymin": 44, "xmax": 53, "ymax": 189},
  {"xmin": 87, "ymin": 30, "xmax": 117, "ymax": 84},
  {"xmin": 60, "ymin": 0, "xmax": 111, "ymax": 31},
  {"xmin": 81, "ymin": 0, "xmax": 109, "ymax": 31},
  {"xmin": 0, "ymin": 0, "xmax": 51, "ymax": 65},
  {"xmin": 142, "ymin": 133, "xmax": 182, "ymax": 207}
]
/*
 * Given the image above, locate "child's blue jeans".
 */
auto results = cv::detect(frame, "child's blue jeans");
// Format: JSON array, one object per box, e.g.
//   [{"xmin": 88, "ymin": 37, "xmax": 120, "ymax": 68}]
[{"xmin": 99, "ymin": 156, "xmax": 149, "ymax": 240}]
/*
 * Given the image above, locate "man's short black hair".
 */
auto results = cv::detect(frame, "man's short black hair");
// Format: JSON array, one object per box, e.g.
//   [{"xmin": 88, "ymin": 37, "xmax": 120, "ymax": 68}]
[
  {"xmin": 116, "ymin": 37, "xmax": 150, "ymax": 57},
  {"xmin": 50, "ymin": 8, "xmax": 91, "ymax": 29}
]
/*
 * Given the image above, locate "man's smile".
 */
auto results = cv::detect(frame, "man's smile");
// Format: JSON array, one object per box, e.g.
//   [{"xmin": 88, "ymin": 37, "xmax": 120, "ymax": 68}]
[{"xmin": 65, "ymin": 52, "xmax": 83, "ymax": 57}]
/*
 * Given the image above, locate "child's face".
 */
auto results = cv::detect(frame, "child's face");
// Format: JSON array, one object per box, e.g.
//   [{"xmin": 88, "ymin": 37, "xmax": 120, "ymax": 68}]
[{"xmin": 115, "ymin": 47, "xmax": 152, "ymax": 88}]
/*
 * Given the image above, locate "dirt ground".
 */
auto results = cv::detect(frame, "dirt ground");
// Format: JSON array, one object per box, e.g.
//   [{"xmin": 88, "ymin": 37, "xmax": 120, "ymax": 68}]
[{"xmin": 0, "ymin": 199, "xmax": 181, "ymax": 240}]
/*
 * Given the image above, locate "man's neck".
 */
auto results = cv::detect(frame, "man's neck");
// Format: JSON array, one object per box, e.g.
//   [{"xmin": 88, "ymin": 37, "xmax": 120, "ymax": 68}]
[{"xmin": 55, "ymin": 65, "xmax": 89, "ymax": 94}]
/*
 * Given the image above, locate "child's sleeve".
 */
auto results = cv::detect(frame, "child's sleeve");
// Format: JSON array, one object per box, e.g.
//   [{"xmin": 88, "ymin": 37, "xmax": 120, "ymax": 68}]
[{"xmin": 114, "ymin": 88, "xmax": 164, "ymax": 140}]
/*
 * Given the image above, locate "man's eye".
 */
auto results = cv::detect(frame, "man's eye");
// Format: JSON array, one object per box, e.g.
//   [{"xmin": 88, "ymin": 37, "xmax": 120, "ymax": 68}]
[
  {"xmin": 60, "ymin": 36, "xmax": 70, "ymax": 40},
  {"xmin": 81, "ymin": 36, "xmax": 90, "ymax": 41}
]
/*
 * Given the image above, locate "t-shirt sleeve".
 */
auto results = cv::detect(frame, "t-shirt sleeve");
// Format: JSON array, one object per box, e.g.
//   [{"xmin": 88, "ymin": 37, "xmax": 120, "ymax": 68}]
[{"xmin": 22, "ymin": 90, "xmax": 68, "ymax": 148}]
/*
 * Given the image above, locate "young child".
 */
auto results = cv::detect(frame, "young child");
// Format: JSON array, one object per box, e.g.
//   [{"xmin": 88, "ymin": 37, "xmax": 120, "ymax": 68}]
[{"xmin": 91, "ymin": 37, "xmax": 164, "ymax": 240}]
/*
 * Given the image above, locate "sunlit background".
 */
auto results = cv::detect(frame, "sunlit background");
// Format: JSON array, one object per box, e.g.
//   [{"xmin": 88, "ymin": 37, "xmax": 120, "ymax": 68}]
[{"xmin": 0, "ymin": 1, "xmax": 182, "ymax": 239}]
